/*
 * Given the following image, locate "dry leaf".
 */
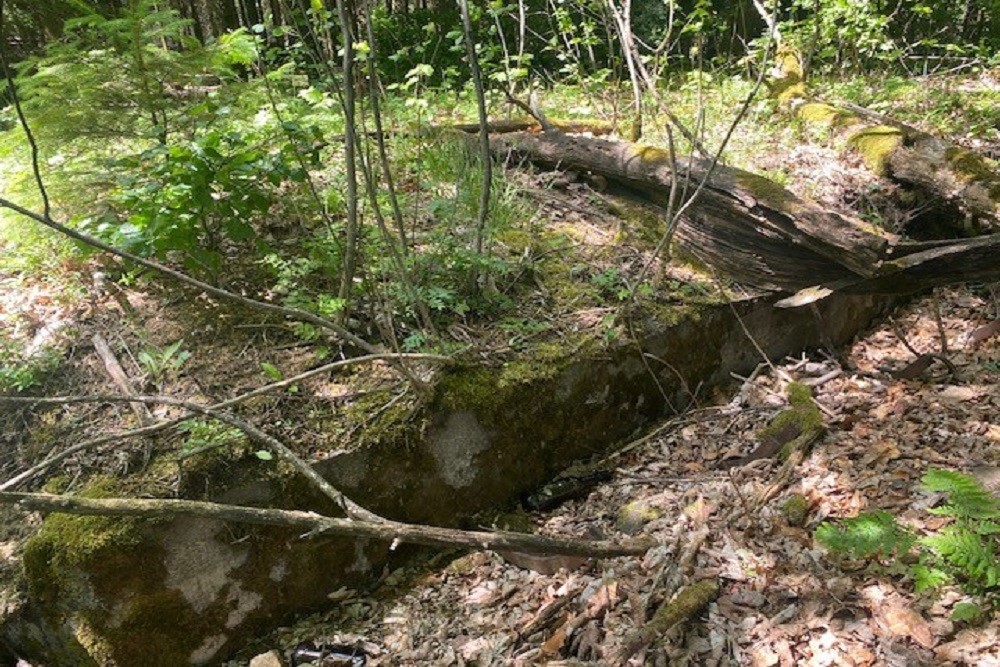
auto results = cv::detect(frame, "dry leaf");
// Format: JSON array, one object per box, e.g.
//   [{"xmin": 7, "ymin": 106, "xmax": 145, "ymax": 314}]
[{"xmin": 877, "ymin": 604, "xmax": 935, "ymax": 649}]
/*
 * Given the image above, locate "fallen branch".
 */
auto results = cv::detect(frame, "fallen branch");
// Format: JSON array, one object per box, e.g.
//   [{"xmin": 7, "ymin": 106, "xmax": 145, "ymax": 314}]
[
  {"xmin": 0, "ymin": 491, "xmax": 653, "ymax": 558},
  {"xmin": 0, "ymin": 353, "xmax": 447, "ymax": 492},
  {"xmin": 0, "ymin": 393, "xmax": 383, "ymax": 522},
  {"xmin": 0, "ymin": 196, "xmax": 429, "ymax": 390},
  {"xmin": 613, "ymin": 578, "xmax": 720, "ymax": 665},
  {"xmin": 91, "ymin": 334, "xmax": 153, "ymax": 426}
]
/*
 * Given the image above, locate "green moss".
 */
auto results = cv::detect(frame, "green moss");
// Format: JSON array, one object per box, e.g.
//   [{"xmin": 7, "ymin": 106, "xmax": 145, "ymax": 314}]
[
  {"xmin": 617, "ymin": 500, "xmax": 665, "ymax": 533},
  {"xmin": 341, "ymin": 389, "xmax": 423, "ymax": 448},
  {"xmin": 945, "ymin": 146, "xmax": 1000, "ymax": 189},
  {"xmin": 797, "ymin": 102, "xmax": 843, "ymax": 125},
  {"xmin": 734, "ymin": 171, "xmax": 799, "ymax": 209},
  {"xmin": 490, "ymin": 510, "xmax": 536, "ymax": 533},
  {"xmin": 24, "ymin": 479, "xmax": 145, "ymax": 569},
  {"xmin": 786, "ymin": 381, "xmax": 814, "ymax": 408},
  {"xmin": 781, "ymin": 493, "xmax": 811, "ymax": 527},
  {"xmin": 100, "ymin": 590, "xmax": 203, "ymax": 666},
  {"xmin": 760, "ymin": 382, "xmax": 824, "ymax": 462},
  {"xmin": 847, "ymin": 125, "xmax": 905, "ymax": 175},
  {"xmin": 636, "ymin": 145, "xmax": 672, "ymax": 165}
]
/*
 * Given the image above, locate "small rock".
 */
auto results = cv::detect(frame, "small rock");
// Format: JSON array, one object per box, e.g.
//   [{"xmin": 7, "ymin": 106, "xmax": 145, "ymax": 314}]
[{"xmin": 249, "ymin": 650, "xmax": 283, "ymax": 667}]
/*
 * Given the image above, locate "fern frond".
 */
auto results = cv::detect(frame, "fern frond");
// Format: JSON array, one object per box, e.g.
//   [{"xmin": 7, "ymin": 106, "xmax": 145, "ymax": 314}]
[
  {"xmin": 922, "ymin": 469, "xmax": 1000, "ymax": 520},
  {"xmin": 923, "ymin": 526, "xmax": 1000, "ymax": 589},
  {"xmin": 816, "ymin": 510, "xmax": 915, "ymax": 559}
]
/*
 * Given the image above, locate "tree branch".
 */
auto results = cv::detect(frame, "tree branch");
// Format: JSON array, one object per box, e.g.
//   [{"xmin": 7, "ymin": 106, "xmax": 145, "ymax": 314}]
[
  {"xmin": 0, "ymin": 491, "xmax": 654, "ymax": 558},
  {"xmin": 0, "ymin": 393, "xmax": 383, "ymax": 522},
  {"xmin": 0, "ymin": 196, "xmax": 430, "ymax": 390},
  {"xmin": 0, "ymin": 353, "xmax": 447, "ymax": 492}
]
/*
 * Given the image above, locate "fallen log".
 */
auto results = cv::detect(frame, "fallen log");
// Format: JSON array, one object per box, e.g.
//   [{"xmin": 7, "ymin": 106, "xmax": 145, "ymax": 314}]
[
  {"xmin": 491, "ymin": 131, "xmax": 893, "ymax": 292},
  {"xmin": 762, "ymin": 46, "xmax": 1000, "ymax": 235},
  {"xmin": 491, "ymin": 132, "xmax": 1000, "ymax": 299}
]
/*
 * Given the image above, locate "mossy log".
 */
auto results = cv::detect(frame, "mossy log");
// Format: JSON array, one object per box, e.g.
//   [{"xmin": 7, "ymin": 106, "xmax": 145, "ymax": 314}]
[
  {"xmin": 794, "ymin": 103, "xmax": 1000, "ymax": 235},
  {"xmin": 491, "ymin": 132, "xmax": 1000, "ymax": 299},
  {"xmin": 766, "ymin": 46, "xmax": 999, "ymax": 235},
  {"xmin": 492, "ymin": 131, "xmax": 891, "ymax": 291}
]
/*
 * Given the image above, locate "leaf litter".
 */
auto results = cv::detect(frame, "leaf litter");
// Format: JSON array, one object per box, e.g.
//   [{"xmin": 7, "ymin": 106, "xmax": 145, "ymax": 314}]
[{"xmin": 239, "ymin": 283, "xmax": 1000, "ymax": 666}]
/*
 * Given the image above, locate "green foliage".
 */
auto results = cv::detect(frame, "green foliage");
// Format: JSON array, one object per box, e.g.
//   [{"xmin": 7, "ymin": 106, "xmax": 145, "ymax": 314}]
[
  {"xmin": 773, "ymin": 0, "xmax": 999, "ymax": 72},
  {"xmin": 815, "ymin": 509, "xmax": 916, "ymax": 559},
  {"xmin": 922, "ymin": 468, "xmax": 1000, "ymax": 520},
  {"xmin": 137, "ymin": 340, "xmax": 190, "ymax": 385},
  {"xmin": 178, "ymin": 419, "xmax": 243, "ymax": 455},
  {"xmin": 16, "ymin": 1, "xmax": 199, "ymax": 146},
  {"xmin": 89, "ymin": 124, "xmax": 309, "ymax": 277},
  {"xmin": 370, "ymin": 8, "xmax": 464, "ymax": 87},
  {"xmin": 0, "ymin": 339, "xmax": 62, "ymax": 394},
  {"xmin": 816, "ymin": 469, "xmax": 1000, "ymax": 611}
]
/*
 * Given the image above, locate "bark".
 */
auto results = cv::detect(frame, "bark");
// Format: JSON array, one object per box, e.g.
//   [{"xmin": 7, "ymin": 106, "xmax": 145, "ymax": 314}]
[{"xmin": 490, "ymin": 132, "xmax": 1000, "ymax": 297}]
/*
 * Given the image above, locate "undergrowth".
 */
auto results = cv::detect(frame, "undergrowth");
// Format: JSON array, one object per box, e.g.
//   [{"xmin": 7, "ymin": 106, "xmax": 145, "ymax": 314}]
[{"xmin": 817, "ymin": 468, "xmax": 1000, "ymax": 620}]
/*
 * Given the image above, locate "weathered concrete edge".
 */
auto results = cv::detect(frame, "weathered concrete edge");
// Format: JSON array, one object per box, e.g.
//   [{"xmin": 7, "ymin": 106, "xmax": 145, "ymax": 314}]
[{"xmin": 6, "ymin": 293, "xmax": 890, "ymax": 665}]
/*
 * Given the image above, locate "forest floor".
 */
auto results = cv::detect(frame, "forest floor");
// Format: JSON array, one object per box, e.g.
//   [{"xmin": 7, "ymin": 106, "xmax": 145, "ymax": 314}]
[
  {"xmin": 1, "ymin": 71, "xmax": 998, "ymax": 667},
  {"xmin": 239, "ymin": 283, "xmax": 1000, "ymax": 667}
]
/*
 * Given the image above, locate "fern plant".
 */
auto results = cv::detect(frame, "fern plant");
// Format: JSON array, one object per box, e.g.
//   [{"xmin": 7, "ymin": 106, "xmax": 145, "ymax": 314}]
[{"xmin": 816, "ymin": 468, "xmax": 1000, "ymax": 615}]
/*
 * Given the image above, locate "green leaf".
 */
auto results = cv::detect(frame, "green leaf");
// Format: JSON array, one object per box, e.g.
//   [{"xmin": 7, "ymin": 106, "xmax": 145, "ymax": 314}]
[
  {"xmin": 254, "ymin": 450, "xmax": 274, "ymax": 461},
  {"xmin": 952, "ymin": 602, "xmax": 984, "ymax": 623},
  {"xmin": 260, "ymin": 362, "xmax": 283, "ymax": 381}
]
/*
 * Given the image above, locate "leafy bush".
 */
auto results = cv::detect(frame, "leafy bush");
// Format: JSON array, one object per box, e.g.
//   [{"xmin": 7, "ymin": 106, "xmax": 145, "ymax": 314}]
[
  {"xmin": 816, "ymin": 469, "xmax": 1000, "ymax": 614},
  {"xmin": 86, "ymin": 122, "xmax": 316, "ymax": 278}
]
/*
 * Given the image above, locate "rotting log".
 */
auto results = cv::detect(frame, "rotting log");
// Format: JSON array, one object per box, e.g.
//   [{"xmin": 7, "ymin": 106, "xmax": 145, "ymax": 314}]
[
  {"xmin": 762, "ymin": 47, "xmax": 999, "ymax": 235},
  {"xmin": 490, "ymin": 132, "xmax": 1000, "ymax": 300},
  {"xmin": 491, "ymin": 131, "xmax": 893, "ymax": 292}
]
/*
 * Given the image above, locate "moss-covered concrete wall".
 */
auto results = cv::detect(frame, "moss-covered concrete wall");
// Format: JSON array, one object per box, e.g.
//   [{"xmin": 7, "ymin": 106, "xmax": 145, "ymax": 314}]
[{"xmin": 8, "ymin": 293, "xmax": 888, "ymax": 665}]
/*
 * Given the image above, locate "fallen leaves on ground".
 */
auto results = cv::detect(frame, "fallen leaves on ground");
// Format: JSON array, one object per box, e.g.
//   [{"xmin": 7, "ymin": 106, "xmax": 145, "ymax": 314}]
[{"xmin": 247, "ymin": 285, "xmax": 999, "ymax": 666}]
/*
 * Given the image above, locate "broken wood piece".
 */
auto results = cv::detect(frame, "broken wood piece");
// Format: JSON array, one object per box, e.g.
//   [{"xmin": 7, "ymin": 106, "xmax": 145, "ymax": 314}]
[
  {"xmin": 613, "ymin": 578, "xmax": 720, "ymax": 666},
  {"xmin": 91, "ymin": 334, "xmax": 153, "ymax": 426}
]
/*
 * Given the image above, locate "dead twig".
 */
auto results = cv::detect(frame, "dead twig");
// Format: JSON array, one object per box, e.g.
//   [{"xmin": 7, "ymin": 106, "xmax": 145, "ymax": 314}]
[{"xmin": 0, "ymin": 491, "xmax": 653, "ymax": 558}]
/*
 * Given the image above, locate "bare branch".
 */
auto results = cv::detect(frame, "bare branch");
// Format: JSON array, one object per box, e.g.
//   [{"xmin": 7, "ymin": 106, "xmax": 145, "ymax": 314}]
[
  {"xmin": 0, "ymin": 353, "xmax": 446, "ymax": 492},
  {"xmin": 1, "ymin": 393, "xmax": 383, "ymax": 522},
  {"xmin": 0, "ymin": 196, "xmax": 429, "ymax": 390},
  {"xmin": 0, "ymin": 491, "xmax": 654, "ymax": 558}
]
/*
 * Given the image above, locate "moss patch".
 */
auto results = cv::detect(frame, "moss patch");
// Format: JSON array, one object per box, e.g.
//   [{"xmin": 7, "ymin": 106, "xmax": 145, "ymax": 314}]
[
  {"xmin": 847, "ymin": 125, "xmax": 905, "ymax": 175},
  {"xmin": 797, "ymin": 102, "xmax": 845, "ymax": 125},
  {"xmin": 760, "ymin": 382, "xmax": 825, "ymax": 462},
  {"xmin": 781, "ymin": 493, "xmax": 811, "ymax": 527},
  {"xmin": 945, "ymin": 146, "xmax": 1000, "ymax": 190}
]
